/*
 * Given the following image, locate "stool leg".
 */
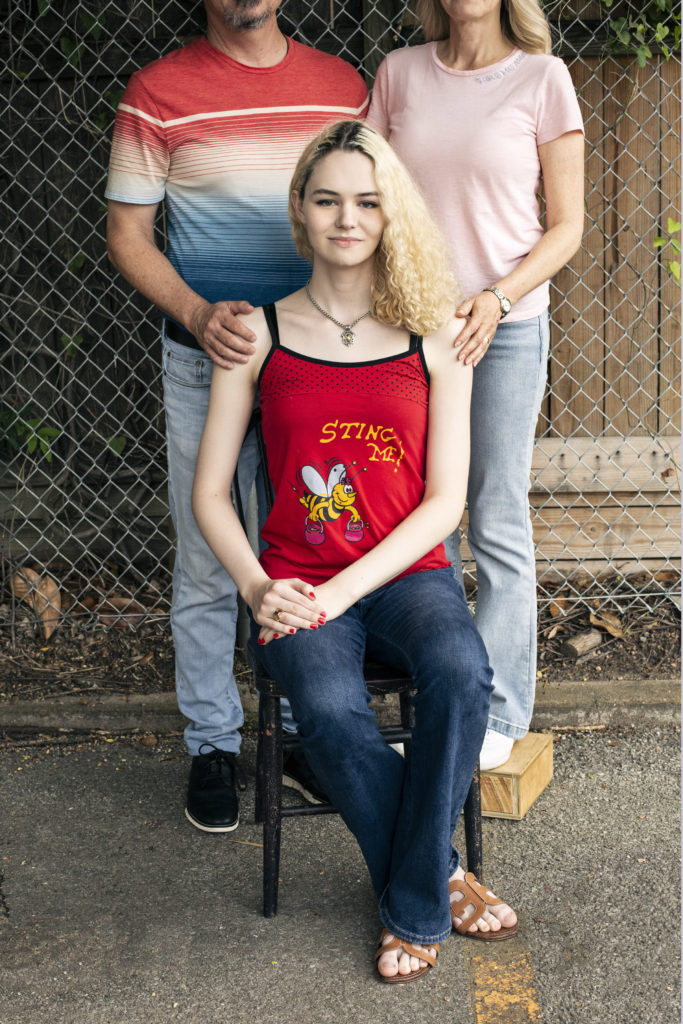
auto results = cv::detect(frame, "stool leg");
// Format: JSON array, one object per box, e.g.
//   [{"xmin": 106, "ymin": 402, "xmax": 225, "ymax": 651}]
[
  {"xmin": 262, "ymin": 690, "xmax": 283, "ymax": 917},
  {"xmin": 254, "ymin": 690, "xmax": 266, "ymax": 825},
  {"xmin": 463, "ymin": 763, "xmax": 483, "ymax": 881}
]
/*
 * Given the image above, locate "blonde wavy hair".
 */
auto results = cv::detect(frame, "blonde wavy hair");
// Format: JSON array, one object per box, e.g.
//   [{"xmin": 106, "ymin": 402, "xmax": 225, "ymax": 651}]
[
  {"xmin": 416, "ymin": 0, "xmax": 551, "ymax": 54},
  {"xmin": 289, "ymin": 120, "xmax": 457, "ymax": 336}
]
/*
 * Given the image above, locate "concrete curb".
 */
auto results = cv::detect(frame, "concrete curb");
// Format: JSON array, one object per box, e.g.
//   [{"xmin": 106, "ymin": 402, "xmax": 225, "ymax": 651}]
[{"xmin": 0, "ymin": 676, "xmax": 679, "ymax": 734}]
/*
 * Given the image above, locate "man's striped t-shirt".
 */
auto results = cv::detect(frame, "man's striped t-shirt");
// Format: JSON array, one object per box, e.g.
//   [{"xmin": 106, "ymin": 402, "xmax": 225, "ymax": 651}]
[{"xmin": 105, "ymin": 37, "xmax": 369, "ymax": 307}]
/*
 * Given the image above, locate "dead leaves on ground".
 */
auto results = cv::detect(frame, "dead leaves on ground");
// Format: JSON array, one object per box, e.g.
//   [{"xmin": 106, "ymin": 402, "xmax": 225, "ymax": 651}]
[
  {"xmin": 11, "ymin": 564, "xmax": 148, "ymax": 640},
  {"xmin": 11, "ymin": 568, "xmax": 61, "ymax": 641}
]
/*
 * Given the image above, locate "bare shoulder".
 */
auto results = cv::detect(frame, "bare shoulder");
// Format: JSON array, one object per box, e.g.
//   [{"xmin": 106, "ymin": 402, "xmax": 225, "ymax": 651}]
[{"xmin": 423, "ymin": 315, "xmax": 468, "ymax": 374}]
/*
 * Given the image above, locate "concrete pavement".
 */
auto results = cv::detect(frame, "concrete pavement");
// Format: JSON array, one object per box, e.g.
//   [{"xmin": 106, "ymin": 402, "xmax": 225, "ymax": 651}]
[{"xmin": 0, "ymin": 723, "xmax": 680, "ymax": 1024}]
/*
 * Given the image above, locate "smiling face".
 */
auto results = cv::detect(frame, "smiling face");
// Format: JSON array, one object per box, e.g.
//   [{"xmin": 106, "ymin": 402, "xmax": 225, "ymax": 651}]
[{"xmin": 292, "ymin": 150, "xmax": 386, "ymax": 271}]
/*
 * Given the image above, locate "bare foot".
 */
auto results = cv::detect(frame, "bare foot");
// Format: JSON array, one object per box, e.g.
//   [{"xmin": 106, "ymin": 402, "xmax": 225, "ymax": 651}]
[
  {"xmin": 449, "ymin": 866, "xmax": 517, "ymax": 935},
  {"xmin": 376, "ymin": 931, "xmax": 437, "ymax": 979}
]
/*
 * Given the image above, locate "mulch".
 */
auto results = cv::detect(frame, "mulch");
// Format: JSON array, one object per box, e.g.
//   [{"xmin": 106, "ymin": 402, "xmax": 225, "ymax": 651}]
[{"xmin": 0, "ymin": 573, "xmax": 679, "ymax": 703}]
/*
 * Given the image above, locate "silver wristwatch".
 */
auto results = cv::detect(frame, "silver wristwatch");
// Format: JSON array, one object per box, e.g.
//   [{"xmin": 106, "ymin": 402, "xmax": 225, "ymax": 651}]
[{"xmin": 484, "ymin": 286, "xmax": 512, "ymax": 317}]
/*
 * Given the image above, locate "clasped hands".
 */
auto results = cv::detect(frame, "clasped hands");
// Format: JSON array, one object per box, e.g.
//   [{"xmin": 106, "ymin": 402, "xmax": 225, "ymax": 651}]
[{"xmin": 248, "ymin": 578, "xmax": 347, "ymax": 646}]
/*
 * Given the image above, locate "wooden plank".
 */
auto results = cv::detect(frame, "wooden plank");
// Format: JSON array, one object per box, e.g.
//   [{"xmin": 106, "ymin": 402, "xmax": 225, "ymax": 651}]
[
  {"xmin": 530, "ymin": 502, "xmax": 680, "ymax": 562},
  {"xmin": 481, "ymin": 733, "xmax": 553, "ymax": 820},
  {"xmin": 603, "ymin": 59, "xmax": 662, "ymax": 436},
  {"xmin": 531, "ymin": 435, "xmax": 680, "ymax": 493},
  {"xmin": 658, "ymin": 58, "xmax": 681, "ymax": 435},
  {"xmin": 534, "ymin": 557, "xmax": 679, "ymax": 581},
  {"xmin": 546, "ymin": 56, "xmax": 607, "ymax": 438}
]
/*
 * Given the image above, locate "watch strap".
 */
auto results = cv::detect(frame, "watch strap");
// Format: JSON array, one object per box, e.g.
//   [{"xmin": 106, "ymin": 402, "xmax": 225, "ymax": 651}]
[{"xmin": 484, "ymin": 286, "xmax": 511, "ymax": 317}]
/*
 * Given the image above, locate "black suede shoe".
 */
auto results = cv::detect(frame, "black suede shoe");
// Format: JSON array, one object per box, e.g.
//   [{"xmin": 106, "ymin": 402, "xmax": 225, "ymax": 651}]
[
  {"xmin": 282, "ymin": 748, "xmax": 328, "ymax": 805},
  {"xmin": 185, "ymin": 744, "xmax": 246, "ymax": 833}
]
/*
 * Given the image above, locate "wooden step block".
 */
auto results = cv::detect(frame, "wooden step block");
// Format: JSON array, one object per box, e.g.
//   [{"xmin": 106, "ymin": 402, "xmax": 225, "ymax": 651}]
[{"xmin": 481, "ymin": 732, "xmax": 553, "ymax": 820}]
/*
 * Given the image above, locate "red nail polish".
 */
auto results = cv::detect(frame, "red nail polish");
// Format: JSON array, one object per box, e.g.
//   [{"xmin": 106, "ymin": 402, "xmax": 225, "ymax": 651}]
[
  {"xmin": 258, "ymin": 638, "xmax": 265, "ymax": 645},
  {"xmin": 273, "ymin": 632, "xmax": 279, "ymax": 638},
  {"xmin": 318, "ymin": 616, "xmax": 326, "ymax": 624},
  {"xmin": 309, "ymin": 591, "xmax": 315, "ymax": 598},
  {"xmin": 289, "ymin": 627, "xmax": 295, "ymax": 634},
  {"xmin": 310, "ymin": 624, "xmax": 318, "ymax": 630}
]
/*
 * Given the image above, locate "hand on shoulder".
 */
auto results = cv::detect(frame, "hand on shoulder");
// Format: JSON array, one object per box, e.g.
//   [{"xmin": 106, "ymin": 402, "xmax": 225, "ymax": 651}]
[{"xmin": 210, "ymin": 305, "xmax": 272, "ymax": 384}]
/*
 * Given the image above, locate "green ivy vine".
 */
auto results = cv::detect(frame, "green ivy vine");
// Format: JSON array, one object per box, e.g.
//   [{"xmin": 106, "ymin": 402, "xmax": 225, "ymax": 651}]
[{"xmin": 598, "ymin": 0, "xmax": 681, "ymax": 67}]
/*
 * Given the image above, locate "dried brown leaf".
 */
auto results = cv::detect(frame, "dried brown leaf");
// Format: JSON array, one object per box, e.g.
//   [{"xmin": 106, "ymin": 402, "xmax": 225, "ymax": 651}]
[
  {"xmin": 589, "ymin": 609, "xmax": 623, "ymax": 638},
  {"xmin": 550, "ymin": 598, "xmax": 570, "ymax": 618},
  {"xmin": 11, "ymin": 568, "xmax": 61, "ymax": 640},
  {"xmin": 96, "ymin": 595, "xmax": 147, "ymax": 630}
]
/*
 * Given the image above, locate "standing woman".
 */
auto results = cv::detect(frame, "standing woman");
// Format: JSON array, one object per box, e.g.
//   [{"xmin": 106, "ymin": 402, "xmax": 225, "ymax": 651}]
[{"xmin": 368, "ymin": 0, "xmax": 584, "ymax": 769}]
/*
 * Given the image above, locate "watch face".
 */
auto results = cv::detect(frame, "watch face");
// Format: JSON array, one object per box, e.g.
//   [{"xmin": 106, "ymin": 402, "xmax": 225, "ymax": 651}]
[{"xmin": 501, "ymin": 297, "xmax": 511, "ymax": 314}]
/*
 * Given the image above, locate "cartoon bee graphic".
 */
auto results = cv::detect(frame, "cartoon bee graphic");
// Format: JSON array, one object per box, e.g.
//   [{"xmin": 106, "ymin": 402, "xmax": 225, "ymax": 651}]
[{"xmin": 299, "ymin": 460, "xmax": 366, "ymax": 545}]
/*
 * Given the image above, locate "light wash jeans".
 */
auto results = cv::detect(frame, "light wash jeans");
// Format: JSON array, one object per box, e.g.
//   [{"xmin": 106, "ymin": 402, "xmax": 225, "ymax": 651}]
[
  {"xmin": 445, "ymin": 312, "xmax": 550, "ymax": 741},
  {"xmin": 162, "ymin": 331, "xmax": 293, "ymax": 755},
  {"xmin": 251, "ymin": 567, "xmax": 493, "ymax": 944}
]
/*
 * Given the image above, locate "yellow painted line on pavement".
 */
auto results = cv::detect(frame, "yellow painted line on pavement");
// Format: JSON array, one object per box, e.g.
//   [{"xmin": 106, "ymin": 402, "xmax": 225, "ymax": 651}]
[{"xmin": 463, "ymin": 924, "xmax": 543, "ymax": 1024}]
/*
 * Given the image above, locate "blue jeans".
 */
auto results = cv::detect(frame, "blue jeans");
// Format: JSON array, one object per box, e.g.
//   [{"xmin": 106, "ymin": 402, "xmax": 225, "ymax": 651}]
[
  {"xmin": 445, "ymin": 312, "xmax": 549, "ymax": 741},
  {"xmin": 251, "ymin": 567, "xmax": 493, "ymax": 945},
  {"xmin": 162, "ymin": 332, "xmax": 294, "ymax": 755}
]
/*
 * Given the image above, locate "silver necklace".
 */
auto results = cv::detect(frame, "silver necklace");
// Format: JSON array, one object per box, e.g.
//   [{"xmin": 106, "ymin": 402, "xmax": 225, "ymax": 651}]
[{"xmin": 305, "ymin": 282, "xmax": 371, "ymax": 347}]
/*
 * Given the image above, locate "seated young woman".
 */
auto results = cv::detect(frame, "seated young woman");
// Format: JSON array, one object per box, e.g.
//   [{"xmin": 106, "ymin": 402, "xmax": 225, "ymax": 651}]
[{"xmin": 192, "ymin": 120, "xmax": 518, "ymax": 983}]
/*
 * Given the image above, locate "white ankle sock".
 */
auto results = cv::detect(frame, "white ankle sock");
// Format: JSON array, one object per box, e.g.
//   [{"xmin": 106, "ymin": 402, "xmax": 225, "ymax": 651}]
[{"xmin": 479, "ymin": 730, "xmax": 514, "ymax": 771}]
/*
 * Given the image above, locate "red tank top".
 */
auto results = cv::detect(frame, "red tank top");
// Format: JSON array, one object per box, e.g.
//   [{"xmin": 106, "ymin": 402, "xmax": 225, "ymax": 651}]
[{"xmin": 257, "ymin": 304, "xmax": 450, "ymax": 586}]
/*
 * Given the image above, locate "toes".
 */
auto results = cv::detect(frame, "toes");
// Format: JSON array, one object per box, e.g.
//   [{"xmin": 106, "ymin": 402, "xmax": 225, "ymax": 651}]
[{"xmin": 377, "ymin": 951, "xmax": 399, "ymax": 978}]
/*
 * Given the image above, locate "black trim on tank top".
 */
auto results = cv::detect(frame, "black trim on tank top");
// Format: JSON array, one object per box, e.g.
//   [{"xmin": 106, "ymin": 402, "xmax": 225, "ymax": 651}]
[
  {"xmin": 262, "ymin": 303, "xmax": 281, "ymax": 347},
  {"xmin": 259, "ymin": 302, "xmax": 425, "ymax": 371},
  {"xmin": 256, "ymin": 303, "xmax": 280, "ymax": 390}
]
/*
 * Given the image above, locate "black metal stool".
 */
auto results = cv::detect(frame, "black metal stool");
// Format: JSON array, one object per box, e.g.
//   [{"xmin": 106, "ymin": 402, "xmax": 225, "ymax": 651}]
[{"xmin": 248, "ymin": 641, "xmax": 483, "ymax": 918}]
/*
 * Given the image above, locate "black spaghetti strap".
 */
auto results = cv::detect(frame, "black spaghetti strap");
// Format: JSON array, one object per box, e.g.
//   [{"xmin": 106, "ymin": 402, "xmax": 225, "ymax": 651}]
[
  {"xmin": 262, "ymin": 303, "xmax": 281, "ymax": 347},
  {"xmin": 409, "ymin": 332, "xmax": 422, "ymax": 353}
]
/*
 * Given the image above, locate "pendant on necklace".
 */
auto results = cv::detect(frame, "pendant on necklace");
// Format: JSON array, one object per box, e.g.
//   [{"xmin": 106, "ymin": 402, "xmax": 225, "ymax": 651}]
[{"xmin": 341, "ymin": 328, "xmax": 355, "ymax": 347}]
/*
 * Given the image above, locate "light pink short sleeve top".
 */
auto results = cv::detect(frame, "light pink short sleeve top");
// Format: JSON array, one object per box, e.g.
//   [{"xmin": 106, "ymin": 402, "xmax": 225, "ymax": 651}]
[{"xmin": 367, "ymin": 44, "xmax": 584, "ymax": 321}]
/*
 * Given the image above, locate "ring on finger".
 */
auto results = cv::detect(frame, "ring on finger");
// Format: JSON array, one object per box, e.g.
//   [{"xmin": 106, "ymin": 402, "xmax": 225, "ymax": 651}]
[
  {"xmin": 483, "ymin": 336, "xmax": 490, "ymax": 346},
  {"xmin": 272, "ymin": 608, "xmax": 283, "ymax": 622}
]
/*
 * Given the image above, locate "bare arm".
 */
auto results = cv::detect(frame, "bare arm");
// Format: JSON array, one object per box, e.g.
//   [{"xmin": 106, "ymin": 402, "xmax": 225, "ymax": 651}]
[
  {"xmin": 191, "ymin": 310, "xmax": 326, "ymax": 635},
  {"xmin": 455, "ymin": 130, "xmax": 585, "ymax": 365},
  {"xmin": 106, "ymin": 199, "xmax": 256, "ymax": 369}
]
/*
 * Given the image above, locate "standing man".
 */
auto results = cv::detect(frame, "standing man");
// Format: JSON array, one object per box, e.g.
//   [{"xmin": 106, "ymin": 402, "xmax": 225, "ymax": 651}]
[{"xmin": 105, "ymin": 0, "xmax": 368, "ymax": 833}]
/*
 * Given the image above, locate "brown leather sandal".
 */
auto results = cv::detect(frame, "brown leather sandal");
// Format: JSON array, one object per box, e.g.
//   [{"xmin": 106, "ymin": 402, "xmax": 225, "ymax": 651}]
[
  {"xmin": 449, "ymin": 872, "xmax": 518, "ymax": 941},
  {"xmin": 375, "ymin": 928, "xmax": 439, "ymax": 983}
]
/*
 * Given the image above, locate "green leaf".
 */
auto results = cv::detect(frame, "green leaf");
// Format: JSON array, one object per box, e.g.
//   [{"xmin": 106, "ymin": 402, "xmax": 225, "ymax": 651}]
[
  {"xmin": 37, "ymin": 0, "xmax": 51, "ymax": 14},
  {"xmin": 80, "ymin": 12, "xmax": 103, "ymax": 41},
  {"xmin": 668, "ymin": 260, "xmax": 681, "ymax": 283},
  {"xmin": 105, "ymin": 88, "xmax": 124, "ymax": 110},
  {"xmin": 68, "ymin": 252, "xmax": 86, "ymax": 274},
  {"xmin": 107, "ymin": 436, "xmax": 127, "ymax": 457},
  {"xmin": 60, "ymin": 332, "xmax": 83, "ymax": 357},
  {"xmin": 60, "ymin": 36, "xmax": 83, "ymax": 66},
  {"xmin": 666, "ymin": 217, "xmax": 681, "ymax": 234},
  {"xmin": 654, "ymin": 236, "xmax": 666, "ymax": 247}
]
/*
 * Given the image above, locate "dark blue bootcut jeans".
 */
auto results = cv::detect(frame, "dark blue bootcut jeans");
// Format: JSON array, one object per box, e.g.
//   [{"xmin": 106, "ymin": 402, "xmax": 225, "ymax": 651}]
[{"xmin": 251, "ymin": 567, "xmax": 493, "ymax": 945}]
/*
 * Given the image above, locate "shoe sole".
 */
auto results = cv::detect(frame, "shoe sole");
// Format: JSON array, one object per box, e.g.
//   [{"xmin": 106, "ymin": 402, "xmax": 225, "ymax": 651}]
[
  {"xmin": 184, "ymin": 807, "xmax": 239, "ymax": 833},
  {"xmin": 282, "ymin": 773, "xmax": 325, "ymax": 805}
]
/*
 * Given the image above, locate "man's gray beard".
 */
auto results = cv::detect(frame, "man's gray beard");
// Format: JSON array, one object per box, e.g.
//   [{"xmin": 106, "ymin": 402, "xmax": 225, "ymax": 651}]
[{"xmin": 222, "ymin": 2, "xmax": 273, "ymax": 30}]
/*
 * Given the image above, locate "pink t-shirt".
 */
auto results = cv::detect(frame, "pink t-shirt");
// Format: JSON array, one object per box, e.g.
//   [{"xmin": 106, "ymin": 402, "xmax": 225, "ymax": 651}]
[{"xmin": 367, "ymin": 44, "xmax": 584, "ymax": 321}]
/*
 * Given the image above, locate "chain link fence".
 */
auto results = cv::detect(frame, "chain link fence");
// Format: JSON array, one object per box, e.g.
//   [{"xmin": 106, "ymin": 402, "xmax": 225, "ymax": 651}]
[{"xmin": 1, "ymin": 0, "xmax": 680, "ymax": 644}]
